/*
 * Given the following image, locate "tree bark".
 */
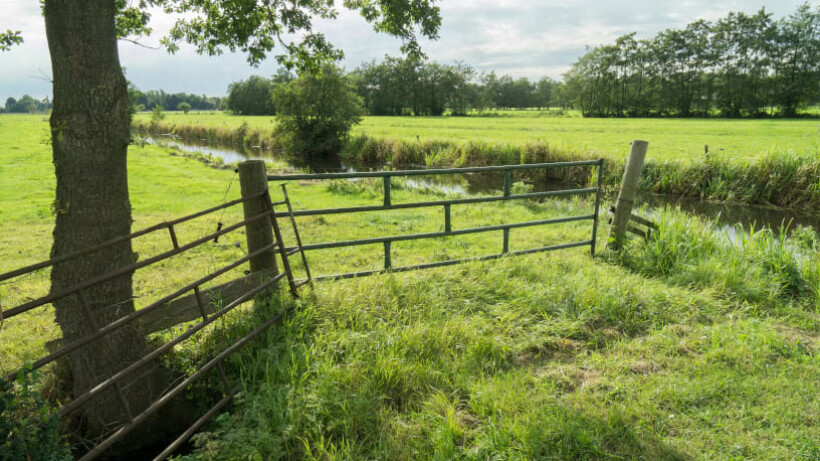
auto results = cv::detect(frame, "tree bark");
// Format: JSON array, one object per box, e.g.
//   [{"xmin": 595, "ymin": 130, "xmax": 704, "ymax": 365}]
[{"xmin": 44, "ymin": 0, "xmax": 165, "ymax": 440}]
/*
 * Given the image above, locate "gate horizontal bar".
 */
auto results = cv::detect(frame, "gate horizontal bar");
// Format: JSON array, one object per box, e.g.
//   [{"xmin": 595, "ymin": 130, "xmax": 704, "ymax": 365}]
[
  {"xmin": 309, "ymin": 240, "xmax": 593, "ymax": 282},
  {"xmin": 5, "ymin": 241, "xmax": 278, "ymax": 382},
  {"xmin": 4, "ymin": 209, "xmax": 273, "ymax": 320},
  {"xmin": 0, "ymin": 191, "xmax": 264, "ymax": 284},
  {"xmin": 291, "ymin": 214, "xmax": 594, "ymax": 252},
  {"xmin": 58, "ymin": 271, "xmax": 284, "ymax": 417},
  {"xmin": 267, "ymin": 159, "xmax": 603, "ymax": 181},
  {"xmin": 274, "ymin": 187, "xmax": 598, "ymax": 218},
  {"xmin": 78, "ymin": 309, "xmax": 287, "ymax": 461},
  {"xmin": 152, "ymin": 388, "xmax": 238, "ymax": 461}
]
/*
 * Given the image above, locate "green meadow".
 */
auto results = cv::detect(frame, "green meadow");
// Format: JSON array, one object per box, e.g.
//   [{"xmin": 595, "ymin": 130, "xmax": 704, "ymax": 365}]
[
  {"xmin": 135, "ymin": 110, "xmax": 820, "ymax": 161},
  {"xmin": 2, "ymin": 113, "xmax": 820, "ymax": 459}
]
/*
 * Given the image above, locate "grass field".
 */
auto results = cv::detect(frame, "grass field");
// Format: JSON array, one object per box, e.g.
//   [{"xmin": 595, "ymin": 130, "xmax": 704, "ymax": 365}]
[
  {"xmin": 135, "ymin": 110, "xmax": 820, "ymax": 161},
  {"xmin": 2, "ymin": 114, "xmax": 820, "ymax": 459}
]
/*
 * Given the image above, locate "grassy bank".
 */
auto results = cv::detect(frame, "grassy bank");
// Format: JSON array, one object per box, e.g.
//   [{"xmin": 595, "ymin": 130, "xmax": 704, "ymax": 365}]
[
  {"xmin": 133, "ymin": 112, "xmax": 820, "ymax": 210},
  {"xmin": 3, "ymin": 114, "xmax": 820, "ymax": 459}
]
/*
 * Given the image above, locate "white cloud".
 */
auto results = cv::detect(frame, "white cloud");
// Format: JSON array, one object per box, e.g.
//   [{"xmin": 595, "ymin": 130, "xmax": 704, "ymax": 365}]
[{"xmin": 0, "ymin": 0, "xmax": 810, "ymax": 97}]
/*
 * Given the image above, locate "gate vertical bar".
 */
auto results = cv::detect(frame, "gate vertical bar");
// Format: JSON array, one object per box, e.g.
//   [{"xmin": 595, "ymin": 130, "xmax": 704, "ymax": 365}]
[
  {"xmin": 384, "ymin": 241, "xmax": 392, "ymax": 269},
  {"xmin": 503, "ymin": 170, "xmax": 512, "ymax": 197},
  {"xmin": 383, "ymin": 176, "xmax": 391, "ymax": 207},
  {"xmin": 280, "ymin": 184, "xmax": 313, "ymax": 284},
  {"xmin": 264, "ymin": 189, "xmax": 300, "ymax": 298},
  {"xmin": 590, "ymin": 158, "xmax": 605, "ymax": 257},
  {"xmin": 444, "ymin": 204, "xmax": 451, "ymax": 233}
]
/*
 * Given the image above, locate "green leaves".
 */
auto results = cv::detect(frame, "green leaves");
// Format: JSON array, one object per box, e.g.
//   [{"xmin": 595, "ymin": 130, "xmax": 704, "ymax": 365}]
[
  {"xmin": 273, "ymin": 64, "xmax": 364, "ymax": 157},
  {"xmin": 115, "ymin": 0, "xmax": 153, "ymax": 38},
  {"xmin": 0, "ymin": 368, "xmax": 71, "ymax": 461},
  {"xmin": 0, "ymin": 30, "xmax": 23, "ymax": 52},
  {"xmin": 147, "ymin": 0, "xmax": 440, "ymax": 69}
]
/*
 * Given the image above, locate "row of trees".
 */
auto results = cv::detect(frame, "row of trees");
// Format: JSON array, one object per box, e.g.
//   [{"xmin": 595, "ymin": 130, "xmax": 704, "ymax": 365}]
[
  {"xmin": 226, "ymin": 60, "xmax": 566, "ymax": 116},
  {"xmin": 129, "ymin": 87, "xmax": 224, "ymax": 112},
  {"xmin": 350, "ymin": 59, "xmax": 563, "ymax": 115},
  {"xmin": 2, "ymin": 95, "xmax": 52, "ymax": 113},
  {"xmin": 563, "ymin": 3, "xmax": 820, "ymax": 117}
]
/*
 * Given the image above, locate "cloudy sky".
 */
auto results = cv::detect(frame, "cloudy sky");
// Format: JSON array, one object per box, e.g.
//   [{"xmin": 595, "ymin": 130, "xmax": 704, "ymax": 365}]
[{"xmin": 0, "ymin": 0, "xmax": 811, "ymax": 99}]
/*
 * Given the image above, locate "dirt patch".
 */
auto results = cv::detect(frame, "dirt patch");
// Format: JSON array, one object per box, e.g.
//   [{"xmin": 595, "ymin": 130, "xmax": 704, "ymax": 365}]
[
  {"xmin": 536, "ymin": 365, "xmax": 601, "ymax": 393},
  {"xmin": 627, "ymin": 359, "xmax": 664, "ymax": 374}
]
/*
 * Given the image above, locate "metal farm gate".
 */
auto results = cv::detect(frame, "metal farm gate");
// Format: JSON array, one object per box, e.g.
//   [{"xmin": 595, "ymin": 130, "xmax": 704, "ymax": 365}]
[
  {"xmin": 0, "ymin": 158, "xmax": 604, "ymax": 459},
  {"xmin": 268, "ymin": 159, "xmax": 606, "ymax": 281}
]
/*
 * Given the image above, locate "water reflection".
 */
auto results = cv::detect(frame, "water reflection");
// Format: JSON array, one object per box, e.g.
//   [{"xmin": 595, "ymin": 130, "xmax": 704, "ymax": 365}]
[{"xmin": 638, "ymin": 194, "xmax": 820, "ymax": 235}]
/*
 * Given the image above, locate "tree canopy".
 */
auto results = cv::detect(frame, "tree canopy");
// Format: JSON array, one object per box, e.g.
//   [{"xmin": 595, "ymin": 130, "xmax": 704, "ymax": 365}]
[
  {"xmin": 274, "ymin": 64, "xmax": 364, "ymax": 157},
  {"xmin": 562, "ymin": 3, "xmax": 820, "ymax": 117},
  {"xmin": 226, "ymin": 75, "xmax": 278, "ymax": 115}
]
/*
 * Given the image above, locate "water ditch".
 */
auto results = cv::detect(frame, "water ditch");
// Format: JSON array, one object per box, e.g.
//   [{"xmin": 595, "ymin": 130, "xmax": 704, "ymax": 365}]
[{"xmin": 143, "ymin": 135, "xmax": 820, "ymax": 235}]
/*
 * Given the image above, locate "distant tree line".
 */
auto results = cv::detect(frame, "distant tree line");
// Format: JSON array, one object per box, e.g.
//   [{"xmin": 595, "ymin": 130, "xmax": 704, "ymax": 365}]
[
  {"xmin": 128, "ymin": 87, "xmax": 224, "ymax": 112},
  {"xmin": 349, "ymin": 58, "xmax": 562, "ymax": 115},
  {"xmin": 225, "ymin": 60, "xmax": 565, "ymax": 116},
  {"xmin": 563, "ymin": 3, "xmax": 820, "ymax": 117},
  {"xmin": 2, "ymin": 95, "xmax": 52, "ymax": 113},
  {"xmin": 225, "ymin": 70, "xmax": 294, "ymax": 115}
]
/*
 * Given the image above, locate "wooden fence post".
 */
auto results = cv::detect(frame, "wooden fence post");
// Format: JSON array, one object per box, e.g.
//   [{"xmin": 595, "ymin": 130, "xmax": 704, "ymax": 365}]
[
  {"xmin": 609, "ymin": 140, "xmax": 649, "ymax": 250},
  {"xmin": 238, "ymin": 160, "xmax": 279, "ymax": 277}
]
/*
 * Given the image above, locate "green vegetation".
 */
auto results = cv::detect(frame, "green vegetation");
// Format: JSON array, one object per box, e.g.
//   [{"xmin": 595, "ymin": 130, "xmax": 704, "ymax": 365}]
[
  {"xmin": 226, "ymin": 75, "xmax": 279, "ymax": 116},
  {"xmin": 133, "ymin": 111, "xmax": 820, "ymax": 209},
  {"xmin": 134, "ymin": 111, "xmax": 820, "ymax": 161},
  {"xmin": 177, "ymin": 198, "xmax": 820, "ymax": 460},
  {"xmin": 2, "ymin": 95, "xmax": 51, "ymax": 114},
  {"xmin": 0, "ymin": 29, "xmax": 23, "ymax": 52},
  {"xmin": 273, "ymin": 65, "xmax": 364, "ymax": 157},
  {"xmin": 130, "ymin": 88, "xmax": 223, "ymax": 112},
  {"xmin": 565, "ymin": 4, "xmax": 820, "ymax": 117},
  {"xmin": 0, "ymin": 367, "xmax": 71, "ymax": 461},
  {"xmin": 3, "ymin": 113, "xmax": 820, "ymax": 459}
]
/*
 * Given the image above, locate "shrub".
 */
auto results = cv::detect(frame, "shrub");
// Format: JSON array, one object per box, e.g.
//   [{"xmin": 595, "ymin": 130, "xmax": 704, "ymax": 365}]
[
  {"xmin": 0, "ymin": 367, "xmax": 71, "ymax": 461},
  {"xmin": 151, "ymin": 104, "xmax": 166, "ymax": 122},
  {"xmin": 273, "ymin": 64, "xmax": 364, "ymax": 157}
]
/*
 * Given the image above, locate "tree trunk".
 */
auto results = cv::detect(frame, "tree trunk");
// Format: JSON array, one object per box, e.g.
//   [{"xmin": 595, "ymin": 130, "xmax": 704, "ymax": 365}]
[{"xmin": 44, "ymin": 0, "xmax": 165, "ymax": 440}]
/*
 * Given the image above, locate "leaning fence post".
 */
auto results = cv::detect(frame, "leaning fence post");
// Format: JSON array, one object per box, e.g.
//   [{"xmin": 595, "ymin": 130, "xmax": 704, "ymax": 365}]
[
  {"xmin": 238, "ymin": 160, "xmax": 279, "ymax": 278},
  {"xmin": 609, "ymin": 140, "xmax": 649, "ymax": 250}
]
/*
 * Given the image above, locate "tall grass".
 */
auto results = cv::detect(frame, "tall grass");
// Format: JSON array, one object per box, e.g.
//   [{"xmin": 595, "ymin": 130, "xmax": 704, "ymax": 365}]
[
  {"xmin": 617, "ymin": 207, "xmax": 820, "ymax": 310},
  {"xmin": 133, "ymin": 119, "xmax": 285, "ymax": 152},
  {"xmin": 179, "ymin": 241, "xmax": 820, "ymax": 460}
]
